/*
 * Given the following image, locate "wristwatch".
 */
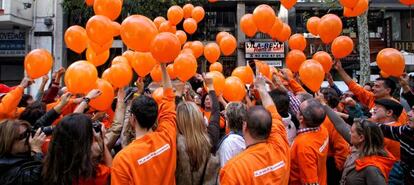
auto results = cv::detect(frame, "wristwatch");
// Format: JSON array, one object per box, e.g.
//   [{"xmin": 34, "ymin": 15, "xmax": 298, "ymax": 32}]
[{"xmin": 83, "ymin": 97, "xmax": 91, "ymax": 104}]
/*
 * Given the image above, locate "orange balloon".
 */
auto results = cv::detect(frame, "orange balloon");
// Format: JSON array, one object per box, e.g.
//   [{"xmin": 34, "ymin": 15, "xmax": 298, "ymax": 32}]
[
  {"xmin": 306, "ymin": 17, "xmax": 320, "ymax": 36},
  {"xmin": 90, "ymin": 79, "xmax": 115, "ymax": 111},
  {"xmin": 288, "ymin": 34, "xmax": 307, "ymax": 51},
  {"xmin": 299, "ymin": 59, "xmax": 325, "ymax": 92},
  {"xmin": 86, "ymin": 48, "xmax": 109, "ymax": 67},
  {"xmin": 86, "ymin": 15, "xmax": 112, "ymax": 45},
  {"xmin": 204, "ymin": 43, "xmax": 221, "ymax": 63},
  {"xmin": 120, "ymin": 15, "xmax": 158, "ymax": 52},
  {"xmin": 208, "ymin": 0, "xmax": 218, "ymax": 2},
  {"xmin": 85, "ymin": 0, "xmax": 94, "ymax": 6},
  {"xmin": 376, "ymin": 48, "xmax": 405, "ymax": 77},
  {"xmin": 24, "ymin": 49, "xmax": 53, "ymax": 79},
  {"xmin": 154, "ymin": 16, "xmax": 167, "ymax": 29},
  {"xmin": 101, "ymin": 68, "xmax": 112, "ymax": 83},
  {"xmin": 340, "ymin": 0, "xmax": 358, "ymax": 8},
  {"xmin": 65, "ymin": 25, "xmax": 88, "ymax": 54},
  {"xmin": 343, "ymin": 0, "xmax": 369, "ymax": 17},
  {"xmin": 89, "ymin": 38, "xmax": 112, "ymax": 55},
  {"xmin": 216, "ymin": 32, "xmax": 230, "ymax": 44},
  {"xmin": 131, "ymin": 52, "xmax": 157, "ymax": 77},
  {"xmin": 122, "ymin": 50, "xmax": 137, "ymax": 66},
  {"xmin": 331, "ymin": 36, "xmax": 354, "ymax": 59},
  {"xmin": 150, "ymin": 32, "xmax": 181, "ymax": 63},
  {"xmin": 159, "ymin": 21, "xmax": 177, "ymax": 33},
  {"xmin": 167, "ymin": 64, "xmax": 177, "ymax": 79},
  {"xmin": 206, "ymin": 71, "xmax": 225, "ymax": 95},
  {"xmin": 64, "ymin": 61, "xmax": 98, "ymax": 94},
  {"xmin": 109, "ymin": 63, "xmax": 133, "ymax": 88},
  {"xmin": 232, "ymin": 66, "xmax": 254, "ymax": 85},
  {"xmin": 280, "ymin": 0, "xmax": 298, "ymax": 9},
  {"xmin": 183, "ymin": 41, "xmax": 192, "ymax": 49},
  {"xmin": 152, "ymin": 87, "xmax": 164, "ymax": 105},
  {"xmin": 111, "ymin": 56, "xmax": 130, "ymax": 67},
  {"xmin": 93, "ymin": 0, "xmax": 122, "ymax": 20},
  {"xmin": 183, "ymin": 4, "xmax": 194, "ymax": 19},
  {"xmin": 181, "ymin": 48, "xmax": 194, "ymax": 55},
  {"xmin": 318, "ymin": 14, "xmax": 343, "ymax": 44},
  {"xmin": 252, "ymin": 4, "xmax": 276, "ymax": 33},
  {"xmin": 240, "ymin": 14, "xmax": 258, "ymax": 37},
  {"xmin": 268, "ymin": 17, "xmax": 283, "ymax": 39},
  {"xmin": 255, "ymin": 60, "xmax": 270, "ymax": 78},
  {"xmin": 400, "ymin": 0, "xmax": 414, "ymax": 6},
  {"xmin": 286, "ymin": 50, "xmax": 306, "ymax": 73},
  {"xmin": 209, "ymin": 62, "xmax": 223, "ymax": 73},
  {"xmin": 223, "ymin": 76, "xmax": 246, "ymax": 102},
  {"xmin": 176, "ymin": 30, "xmax": 187, "ymax": 45},
  {"xmin": 183, "ymin": 18, "xmax": 197, "ymax": 35},
  {"xmin": 276, "ymin": 23, "xmax": 291, "ymax": 42},
  {"xmin": 174, "ymin": 53, "xmax": 197, "ymax": 82},
  {"xmin": 192, "ymin": 6, "xmax": 205, "ymax": 23},
  {"xmin": 190, "ymin": 41, "xmax": 204, "ymax": 58},
  {"xmin": 312, "ymin": 51, "xmax": 333, "ymax": 73},
  {"xmin": 111, "ymin": 21, "xmax": 121, "ymax": 36},
  {"xmin": 219, "ymin": 35, "xmax": 237, "ymax": 56},
  {"xmin": 380, "ymin": 71, "xmax": 390, "ymax": 78},
  {"xmin": 167, "ymin": 5, "xmax": 184, "ymax": 26},
  {"xmin": 150, "ymin": 64, "xmax": 163, "ymax": 82}
]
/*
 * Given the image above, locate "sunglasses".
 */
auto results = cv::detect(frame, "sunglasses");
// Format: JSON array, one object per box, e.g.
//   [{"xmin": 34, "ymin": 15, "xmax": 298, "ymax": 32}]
[{"xmin": 16, "ymin": 128, "xmax": 30, "ymax": 141}]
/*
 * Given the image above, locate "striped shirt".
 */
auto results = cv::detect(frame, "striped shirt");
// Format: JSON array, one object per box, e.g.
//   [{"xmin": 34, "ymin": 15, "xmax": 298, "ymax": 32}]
[{"xmin": 378, "ymin": 124, "xmax": 414, "ymax": 185}]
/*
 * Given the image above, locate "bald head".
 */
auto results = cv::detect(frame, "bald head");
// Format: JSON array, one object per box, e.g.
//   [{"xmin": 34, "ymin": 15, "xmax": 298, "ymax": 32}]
[
  {"xmin": 246, "ymin": 106, "xmax": 272, "ymax": 140},
  {"xmin": 300, "ymin": 99, "xmax": 326, "ymax": 128}
]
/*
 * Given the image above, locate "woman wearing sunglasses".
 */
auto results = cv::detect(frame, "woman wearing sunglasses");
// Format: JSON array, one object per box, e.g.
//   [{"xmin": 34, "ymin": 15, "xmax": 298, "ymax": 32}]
[
  {"xmin": 324, "ymin": 103, "xmax": 396, "ymax": 185},
  {"xmin": 0, "ymin": 119, "xmax": 46, "ymax": 185}
]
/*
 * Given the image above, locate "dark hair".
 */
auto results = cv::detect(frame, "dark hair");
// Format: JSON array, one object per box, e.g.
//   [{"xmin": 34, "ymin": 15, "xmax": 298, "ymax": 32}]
[
  {"xmin": 364, "ymin": 82, "xmax": 373, "ymax": 87},
  {"xmin": 42, "ymin": 113, "xmax": 96, "ymax": 185},
  {"xmin": 300, "ymin": 99, "xmax": 326, "ymax": 128},
  {"xmin": 269, "ymin": 89, "xmax": 290, "ymax": 117},
  {"xmin": 225, "ymin": 102, "xmax": 247, "ymax": 132},
  {"xmin": 200, "ymin": 93, "xmax": 209, "ymax": 109},
  {"xmin": 0, "ymin": 119, "xmax": 31, "ymax": 156},
  {"xmin": 246, "ymin": 106, "xmax": 272, "ymax": 140},
  {"xmin": 19, "ymin": 101, "xmax": 46, "ymax": 126},
  {"xmin": 321, "ymin": 88, "xmax": 340, "ymax": 109},
  {"xmin": 18, "ymin": 94, "xmax": 33, "ymax": 107},
  {"xmin": 130, "ymin": 95, "xmax": 158, "ymax": 130},
  {"xmin": 376, "ymin": 77, "xmax": 396, "ymax": 95},
  {"xmin": 354, "ymin": 119, "xmax": 388, "ymax": 158}
]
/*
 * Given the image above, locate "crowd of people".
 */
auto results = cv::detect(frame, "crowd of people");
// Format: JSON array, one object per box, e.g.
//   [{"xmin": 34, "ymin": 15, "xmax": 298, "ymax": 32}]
[{"xmin": 0, "ymin": 60, "xmax": 413, "ymax": 185}]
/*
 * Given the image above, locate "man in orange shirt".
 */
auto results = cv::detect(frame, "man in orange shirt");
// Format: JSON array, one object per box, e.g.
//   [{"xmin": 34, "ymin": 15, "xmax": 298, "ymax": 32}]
[
  {"xmin": 111, "ymin": 64, "xmax": 177, "ymax": 185},
  {"xmin": 290, "ymin": 99, "xmax": 329, "ymax": 185},
  {"xmin": 371, "ymin": 98, "xmax": 404, "ymax": 159},
  {"xmin": 220, "ymin": 75, "xmax": 290, "ymax": 185},
  {"xmin": 334, "ymin": 60, "xmax": 407, "ymax": 124}
]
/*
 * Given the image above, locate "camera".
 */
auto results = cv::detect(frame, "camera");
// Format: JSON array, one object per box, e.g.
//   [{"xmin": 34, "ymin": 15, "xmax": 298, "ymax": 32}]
[
  {"xmin": 31, "ymin": 126, "xmax": 54, "ymax": 136},
  {"xmin": 92, "ymin": 121, "xmax": 102, "ymax": 133}
]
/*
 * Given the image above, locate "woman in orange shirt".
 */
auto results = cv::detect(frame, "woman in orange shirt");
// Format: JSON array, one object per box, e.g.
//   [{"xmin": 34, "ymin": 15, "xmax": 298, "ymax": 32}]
[{"xmin": 42, "ymin": 113, "xmax": 112, "ymax": 185}]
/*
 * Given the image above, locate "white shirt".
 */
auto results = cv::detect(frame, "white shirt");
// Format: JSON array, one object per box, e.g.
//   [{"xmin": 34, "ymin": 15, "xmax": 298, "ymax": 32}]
[
  {"xmin": 218, "ymin": 134, "xmax": 246, "ymax": 167},
  {"xmin": 282, "ymin": 114, "xmax": 297, "ymax": 146}
]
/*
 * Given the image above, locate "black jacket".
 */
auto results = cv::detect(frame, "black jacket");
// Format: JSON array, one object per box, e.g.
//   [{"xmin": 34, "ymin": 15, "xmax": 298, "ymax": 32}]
[{"xmin": 0, "ymin": 153, "xmax": 43, "ymax": 185}]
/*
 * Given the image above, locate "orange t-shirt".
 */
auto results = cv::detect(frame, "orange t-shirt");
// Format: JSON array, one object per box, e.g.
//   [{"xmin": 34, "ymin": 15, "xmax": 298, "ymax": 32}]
[
  {"xmin": 322, "ymin": 117, "xmax": 350, "ymax": 170},
  {"xmin": 111, "ymin": 88, "xmax": 177, "ymax": 185},
  {"xmin": 290, "ymin": 126, "xmax": 329, "ymax": 185},
  {"xmin": 383, "ymin": 121, "xmax": 403, "ymax": 159},
  {"xmin": 347, "ymin": 81, "xmax": 408, "ymax": 124},
  {"xmin": 288, "ymin": 79, "xmax": 306, "ymax": 95},
  {"xmin": 203, "ymin": 110, "xmax": 228, "ymax": 133},
  {"xmin": 219, "ymin": 105, "xmax": 290, "ymax": 185},
  {"xmin": 76, "ymin": 164, "xmax": 111, "ymax": 185}
]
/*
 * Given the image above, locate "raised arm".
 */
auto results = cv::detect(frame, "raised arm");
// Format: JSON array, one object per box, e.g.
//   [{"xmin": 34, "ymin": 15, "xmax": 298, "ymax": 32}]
[
  {"xmin": 105, "ymin": 88, "xmax": 127, "ymax": 150},
  {"xmin": 34, "ymin": 92, "xmax": 71, "ymax": 128},
  {"xmin": 0, "ymin": 77, "xmax": 31, "ymax": 116},
  {"xmin": 156, "ymin": 64, "xmax": 176, "ymax": 133},
  {"xmin": 73, "ymin": 89, "xmax": 102, "ymax": 113},
  {"xmin": 323, "ymin": 105, "xmax": 351, "ymax": 143},
  {"xmin": 204, "ymin": 75, "xmax": 220, "ymax": 152}
]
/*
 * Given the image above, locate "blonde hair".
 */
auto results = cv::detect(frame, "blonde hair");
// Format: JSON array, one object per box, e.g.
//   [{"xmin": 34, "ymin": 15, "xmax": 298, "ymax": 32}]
[
  {"xmin": 176, "ymin": 101, "xmax": 211, "ymax": 170},
  {"xmin": 0, "ymin": 119, "xmax": 31, "ymax": 156}
]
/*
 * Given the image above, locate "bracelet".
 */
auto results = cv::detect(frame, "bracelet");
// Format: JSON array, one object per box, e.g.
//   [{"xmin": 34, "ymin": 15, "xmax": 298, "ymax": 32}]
[{"xmin": 83, "ymin": 97, "xmax": 91, "ymax": 104}]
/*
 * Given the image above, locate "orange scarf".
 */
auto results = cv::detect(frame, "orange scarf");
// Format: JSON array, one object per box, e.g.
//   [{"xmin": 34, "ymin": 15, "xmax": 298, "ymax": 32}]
[{"xmin": 355, "ymin": 152, "xmax": 396, "ymax": 182}]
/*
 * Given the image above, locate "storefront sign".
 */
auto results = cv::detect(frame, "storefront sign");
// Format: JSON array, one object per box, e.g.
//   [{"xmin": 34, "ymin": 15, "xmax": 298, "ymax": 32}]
[
  {"xmin": 245, "ymin": 41, "xmax": 284, "ymax": 59},
  {"xmin": 263, "ymin": 60, "xmax": 283, "ymax": 67},
  {"xmin": 392, "ymin": 41, "xmax": 414, "ymax": 53},
  {"xmin": 0, "ymin": 30, "xmax": 26, "ymax": 56}
]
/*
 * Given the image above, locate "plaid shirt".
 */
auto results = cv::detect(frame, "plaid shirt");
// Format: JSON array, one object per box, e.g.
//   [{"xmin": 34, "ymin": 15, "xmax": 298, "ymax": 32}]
[
  {"xmin": 288, "ymin": 91, "xmax": 301, "ymax": 116},
  {"xmin": 297, "ymin": 127, "xmax": 321, "ymax": 135}
]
